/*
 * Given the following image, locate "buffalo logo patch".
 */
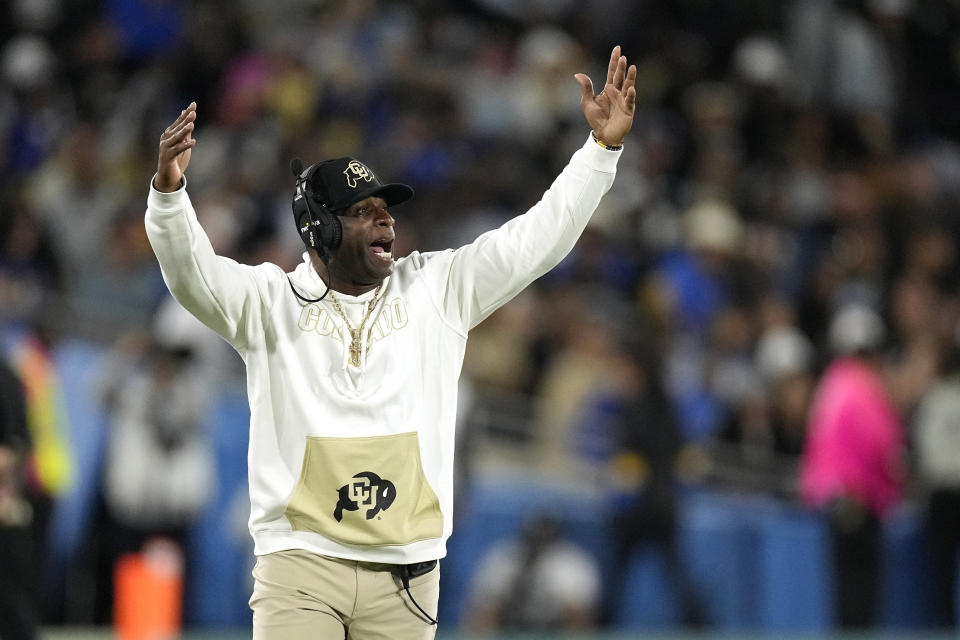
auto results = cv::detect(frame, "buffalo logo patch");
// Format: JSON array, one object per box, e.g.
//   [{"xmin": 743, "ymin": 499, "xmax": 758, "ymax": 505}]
[
  {"xmin": 343, "ymin": 161, "xmax": 375, "ymax": 188},
  {"xmin": 334, "ymin": 471, "xmax": 397, "ymax": 522}
]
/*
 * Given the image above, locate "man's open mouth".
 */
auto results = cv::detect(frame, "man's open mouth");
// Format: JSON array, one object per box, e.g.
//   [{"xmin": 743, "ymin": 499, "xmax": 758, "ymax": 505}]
[{"xmin": 370, "ymin": 238, "xmax": 393, "ymax": 261}]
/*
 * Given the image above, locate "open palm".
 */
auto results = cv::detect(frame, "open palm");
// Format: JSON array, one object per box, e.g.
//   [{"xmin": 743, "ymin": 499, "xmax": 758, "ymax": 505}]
[{"xmin": 575, "ymin": 46, "xmax": 638, "ymax": 147}]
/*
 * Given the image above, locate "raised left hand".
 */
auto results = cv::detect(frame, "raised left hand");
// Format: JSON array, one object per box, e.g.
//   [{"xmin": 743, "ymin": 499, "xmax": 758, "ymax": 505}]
[
  {"xmin": 156, "ymin": 102, "xmax": 197, "ymax": 192},
  {"xmin": 574, "ymin": 46, "xmax": 637, "ymax": 147}
]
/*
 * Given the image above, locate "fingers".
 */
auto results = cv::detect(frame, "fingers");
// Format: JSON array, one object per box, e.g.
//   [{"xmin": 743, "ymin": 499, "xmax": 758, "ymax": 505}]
[
  {"xmin": 612, "ymin": 55, "xmax": 626, "ymax": 90},
  {"xmin": 574, "ymin": 73, "xmax": 595, "ymax": 101},
  {"xmin": 162, "ymin": 102, "xmax": 197, "ymax": 137},
  {"xmin": 625, "ymin": 64, "xmax": 637, "ymax": 91},
  {"xmin": 158, "ymin": 103, "xmax": 198, "ymax": 169},
  {"xmin": 156, "ymin": 102, "xmax": 197, "ymax": 190},
  {"xmin": 161, "ymin": 118, "xmax": 195, "ymax": 153},
  {"xmin": 160, "ymin": 103, "xmax": 197, "ymax": 146},
  {"xmin": 624, "ymin": 64, "xmax": 637, "ymax": 110},
  {"xmin": 170, "ymin": 136, "xmax": 197, "ymax": 154},
  {"xmin": 606, "ymin": 45, "xmax": 620, "ymax": 86},
  {"xmin": 169, "ymin": 114, "xmax": 195, "ymax": 139}
]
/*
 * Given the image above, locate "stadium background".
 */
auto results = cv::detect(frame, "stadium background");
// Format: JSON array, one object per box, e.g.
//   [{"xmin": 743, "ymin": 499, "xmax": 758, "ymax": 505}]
[{"xmin": 2, "ymin": 0, "xmax": 960, "ymax": 637}]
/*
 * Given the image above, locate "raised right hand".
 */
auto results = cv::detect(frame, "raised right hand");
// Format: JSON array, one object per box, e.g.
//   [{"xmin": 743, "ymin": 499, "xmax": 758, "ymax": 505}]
[
  {"xmin": 155, "ymin": 102, "xmax": 197, "ymax": 192},
  {"xmin": 574, "ymin": 46, "xmax": 637, "ymax": 148}
]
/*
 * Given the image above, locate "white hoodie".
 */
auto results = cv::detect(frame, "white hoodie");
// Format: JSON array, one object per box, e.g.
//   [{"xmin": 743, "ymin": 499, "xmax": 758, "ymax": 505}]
[{"xmin": 145, "ymin": 134, "xmax": 620, "ymax": 564}]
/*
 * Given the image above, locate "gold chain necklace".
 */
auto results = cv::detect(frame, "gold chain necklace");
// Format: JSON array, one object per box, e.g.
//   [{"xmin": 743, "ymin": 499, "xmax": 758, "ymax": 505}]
[{"xmin": 328, "ymin": 283, "xmax": 383, "ymax": 367}]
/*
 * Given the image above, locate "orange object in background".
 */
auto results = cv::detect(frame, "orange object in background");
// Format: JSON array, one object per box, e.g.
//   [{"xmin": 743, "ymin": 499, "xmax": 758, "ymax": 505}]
[{"xmin": 114, "ymin": 538, "xmax": 184, "ymax": 640}]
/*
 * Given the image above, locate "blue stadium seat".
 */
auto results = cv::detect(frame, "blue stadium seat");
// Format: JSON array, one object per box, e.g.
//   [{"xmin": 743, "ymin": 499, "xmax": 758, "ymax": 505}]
[
  {"xmin": 753, "ymin": 503, "xmax": 833, "ymax": 632},
  {"xmin": 881, "ymin": 506, "xmax": 934, "ymax": 628},
  {"xmin": 613, "ymin": 547, "xmax": 681, "ymax": 628},
  {"xmin": 678, "ymin": 491, "xmax": 752, "ymax": 630},
  {"xmin": 185, "ymin": 390, "xmax": 252, "ymax": 627},
  {"xmin": 47, "ymin": 340, "xmax": 111, "ymax": 593}
]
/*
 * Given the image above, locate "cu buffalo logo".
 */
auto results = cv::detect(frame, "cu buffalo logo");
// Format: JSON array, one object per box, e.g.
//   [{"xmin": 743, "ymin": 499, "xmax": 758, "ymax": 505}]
[
  {"xmin": 343, "ymin": 161, "xmax": 375, "ymax": 188},
  {"xmin": 334, "ymin": 471, "xmax": 397, "ymax": 522}
]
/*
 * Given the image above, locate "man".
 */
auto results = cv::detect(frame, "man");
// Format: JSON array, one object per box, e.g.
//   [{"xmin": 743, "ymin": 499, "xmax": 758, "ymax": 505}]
[
  {"xmin": 0, "ymin": 358, "xmax": 36, "ymax": 639},
  {"xmin": 146, "ymin": 46, "xmax": 636, "ymax": 639},
  {"xmin": 464, "ymin": 513, "xmax": 602, "ymax": 632},
  {"xmin": 799, "ymin": 304, "xmax": 904, "ymax": 628}
]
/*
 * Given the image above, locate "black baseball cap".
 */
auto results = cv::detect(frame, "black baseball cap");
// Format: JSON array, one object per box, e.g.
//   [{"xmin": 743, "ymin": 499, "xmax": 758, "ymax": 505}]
[{"xmin": 307, "ymin": 157, "xmax": 414, "ymax": 212}]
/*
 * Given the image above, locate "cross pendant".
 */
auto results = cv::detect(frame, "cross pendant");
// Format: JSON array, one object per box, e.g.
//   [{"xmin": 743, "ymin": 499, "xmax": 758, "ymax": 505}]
[{"xmin": 348, "ymin": 336, "xmax": 363, "ymax": 367}]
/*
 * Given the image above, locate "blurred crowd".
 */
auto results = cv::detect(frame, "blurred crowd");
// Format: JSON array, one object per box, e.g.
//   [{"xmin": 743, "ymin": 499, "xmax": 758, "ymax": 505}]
[{"xmin": 2, "ymin": 0, "xmax": 960, "ymax": 634}]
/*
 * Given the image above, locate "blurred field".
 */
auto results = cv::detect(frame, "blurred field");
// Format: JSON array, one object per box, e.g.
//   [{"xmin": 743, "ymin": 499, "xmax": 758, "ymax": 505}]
[{"xmin": 37, "ymin": 630, "xmax": 960, "ymax": 640}]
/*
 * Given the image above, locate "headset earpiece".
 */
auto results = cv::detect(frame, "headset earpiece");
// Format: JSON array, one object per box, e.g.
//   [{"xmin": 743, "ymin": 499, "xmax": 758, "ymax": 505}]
[{"xmin": 290, "ymin": 159, "xmax": 342, "ymax": 261}]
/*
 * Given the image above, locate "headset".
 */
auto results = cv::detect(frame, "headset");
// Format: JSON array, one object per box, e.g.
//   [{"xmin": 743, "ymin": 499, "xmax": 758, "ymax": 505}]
[{"xmin": 290, "ymin": 158, "xmax": 342, "ymax": 263}]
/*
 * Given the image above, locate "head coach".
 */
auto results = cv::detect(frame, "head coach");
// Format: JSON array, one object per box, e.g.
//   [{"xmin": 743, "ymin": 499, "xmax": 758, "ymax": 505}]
[{"xmin": 146, "ymin": 45, "xmax": 636, "ymax": 639}]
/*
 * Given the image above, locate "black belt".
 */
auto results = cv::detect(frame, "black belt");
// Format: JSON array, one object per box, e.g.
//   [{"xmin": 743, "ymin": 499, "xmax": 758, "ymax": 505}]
[{"xmin": 401, "ymin": 559, "xmax": 437, "ymax": 579}]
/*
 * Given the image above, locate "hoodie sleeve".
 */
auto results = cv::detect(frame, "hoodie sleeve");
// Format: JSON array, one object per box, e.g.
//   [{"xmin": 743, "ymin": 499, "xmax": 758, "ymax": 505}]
[
  {"xmin": 144, "ymin": 178, "xmax": 269, "ymax": 350},
  {"xmin": 429, "ymin": 134, "xmax": 620, "ymax": 332}
]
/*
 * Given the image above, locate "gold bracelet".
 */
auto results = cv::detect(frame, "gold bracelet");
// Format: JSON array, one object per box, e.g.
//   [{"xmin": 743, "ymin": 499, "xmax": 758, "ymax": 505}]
[{"xmin": 591, "ymin": 131, "xmax": 623, "ymax": 151}]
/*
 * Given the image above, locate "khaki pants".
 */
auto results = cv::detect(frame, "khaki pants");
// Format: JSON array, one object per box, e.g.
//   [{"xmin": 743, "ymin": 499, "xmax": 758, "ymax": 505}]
[{"xmin": 250, "ymin": 549, "xmax": 439, "ymax": 640}]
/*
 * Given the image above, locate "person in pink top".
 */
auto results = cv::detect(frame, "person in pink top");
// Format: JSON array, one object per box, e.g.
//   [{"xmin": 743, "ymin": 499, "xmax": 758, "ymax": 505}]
[{"xmin": 799, "ymin": 303, "xmax": 905, "ymax": 629}]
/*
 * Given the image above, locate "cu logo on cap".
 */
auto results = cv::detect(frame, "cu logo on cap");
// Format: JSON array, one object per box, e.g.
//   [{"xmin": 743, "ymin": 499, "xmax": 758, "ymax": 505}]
[
  {"xmin": 344, "ymin": 161, "xmax": 375, "ymax": 188},
  {"xmin": 334, "ymin": 471, "xmax": 397, "ymax": 522}
]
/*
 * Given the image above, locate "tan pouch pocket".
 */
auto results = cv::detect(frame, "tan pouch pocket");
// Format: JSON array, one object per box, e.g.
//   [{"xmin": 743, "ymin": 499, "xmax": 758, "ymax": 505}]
[{"xmin": 284, "ymin": 432, "xmax": 443, "ymax": 547}]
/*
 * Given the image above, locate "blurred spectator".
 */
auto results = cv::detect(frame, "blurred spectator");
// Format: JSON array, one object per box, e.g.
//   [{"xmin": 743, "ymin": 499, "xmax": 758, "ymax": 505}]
[
  {"xmin": 656, "ymin": 199, "xmax": 744, "ymax": 333},
  {"xmin": 755, "ymin": 326, "xmax": 814, "ymax": 454},
  {"xmin": 600, "ymin": 352, "xmax": 706, "ymax": 627},
  {"xmin": 885, "ymin": 274, "xmax": 945, "ymax": 415},
  {"xmin": 90, "ymin": 326, "xmax": 214, "ymax": 623},
  {"xmin": 530, "ymin": 287, "xmax": 634, "ymax": 478},
  {"xmin": 913, "ymin": 345, "xmax": 960, "ymax": 628},
  {"xmin": 151, "ymin": 293, "xmax": 242, "ymax": 389},
  {"xmin": 0, "ymin": 203, "xmax": 61, "ymax": 329},
  {"xmin": 463, "ymin": 512, "xmax": 601, "ymax": 632},
  {"xmin": 715, "ymin": 301, "xmax": 814, "ymax": 492},
  {"xmin": 799, "ymin": 303, "xmax": 905, "ymax": 628},
  {"xmin": 0, "ymin": 357, "xmax": 37, "ymax": 639},
  {"xmin": 5, "ymin": 325, "xmax": 73, "ymax": 561},
  {"xmin": 70, "ymin": 210, "xmax": 168, "ymax": 341},
  {"xmin": 510, "ymin": 27, "xmax": 586, "ymax": 145},
  {"xmin": 462, "ymin": 291, "xmax": 539, "ymax": 396},
  {"xmin": 786, "ymin": 0, "xmax": 897, "ymax": 155},
  {"xmin": 651, "ymin": 200, "xmax": 746, "ymax": 441},
  {"xmin": 27, "ymin": 122, "xmax": 124, "ymax": 275}
]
